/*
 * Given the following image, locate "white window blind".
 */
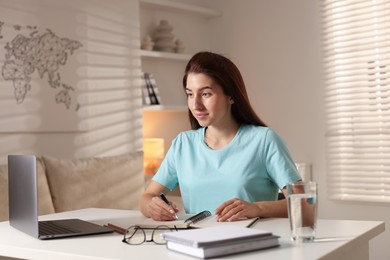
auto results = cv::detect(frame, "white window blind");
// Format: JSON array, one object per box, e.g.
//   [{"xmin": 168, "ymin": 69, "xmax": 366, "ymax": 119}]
[{"xmin": 321, "ymin": 0, "xmax": 390, "ymax": 202}]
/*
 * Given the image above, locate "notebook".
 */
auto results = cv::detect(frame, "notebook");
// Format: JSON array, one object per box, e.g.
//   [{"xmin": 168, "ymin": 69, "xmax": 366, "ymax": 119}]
[
  {"xmin": 132, "ymin": 210, "xmax": 260, "ymax": 230},
  {"xmin": 8, "ymin": 155, "xmax": 113, "ymax": 240},
  {"xmin": 163, "ymin": 226, "xmax": 279, "ymax": 258}
]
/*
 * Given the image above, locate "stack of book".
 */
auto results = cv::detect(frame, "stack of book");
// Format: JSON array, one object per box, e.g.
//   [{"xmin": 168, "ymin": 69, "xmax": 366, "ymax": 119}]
[
  {"xmin": 162, "ymin": 226, "xmax": 279, "ymax": 259},
  {"xmin": 142, "ymin": 72, "xmax": 161, "ymax": 105}
]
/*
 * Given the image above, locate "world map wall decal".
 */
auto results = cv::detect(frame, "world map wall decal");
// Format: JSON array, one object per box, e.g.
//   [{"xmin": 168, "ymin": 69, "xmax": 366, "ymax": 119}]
[{"xmin": 0, "ymin": 21, "xmax": 83, "ymax": 111}]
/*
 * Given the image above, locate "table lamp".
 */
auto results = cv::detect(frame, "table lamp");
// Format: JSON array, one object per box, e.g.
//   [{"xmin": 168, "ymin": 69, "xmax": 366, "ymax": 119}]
[{"xmin": 144, "ymin": 138, "xmax": 165, "ymax": 175}]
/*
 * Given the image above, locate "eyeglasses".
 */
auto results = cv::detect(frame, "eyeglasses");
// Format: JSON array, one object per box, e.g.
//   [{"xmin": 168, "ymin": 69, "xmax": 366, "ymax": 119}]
[{"xmin": 122, "ymin": 225, "xmax": 177, "ymax": 245}]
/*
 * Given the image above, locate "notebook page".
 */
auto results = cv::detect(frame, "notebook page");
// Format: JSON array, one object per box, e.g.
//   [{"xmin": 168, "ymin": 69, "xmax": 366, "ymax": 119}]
[
  {"xmin": 192, "ymin": 215, "xmax": 259, "ymax": 228},
  {"xmin": 108, "ymin": 213, "xmax": 259, "ymax": 230}
]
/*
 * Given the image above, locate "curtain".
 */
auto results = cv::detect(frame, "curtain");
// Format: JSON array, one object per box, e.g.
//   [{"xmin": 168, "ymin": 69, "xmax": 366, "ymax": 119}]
[{"xmin": 321, "ymin": 0, "xmax": 390, "ymax": 202}]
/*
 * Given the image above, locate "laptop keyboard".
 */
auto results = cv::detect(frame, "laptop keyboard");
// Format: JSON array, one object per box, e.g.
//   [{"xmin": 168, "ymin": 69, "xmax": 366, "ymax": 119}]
[{"xmin": 39, "ymin": 221, "xmax": 77, "ymax": 236}]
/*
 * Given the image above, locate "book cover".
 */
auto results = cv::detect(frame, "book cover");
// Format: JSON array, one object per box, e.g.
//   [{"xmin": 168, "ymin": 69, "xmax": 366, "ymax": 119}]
[
  {"xmin": 141, "ymin": 75, "xmax": 151, "ymax": 105},
  {"xmin": 165, "ymin": 229, "xmax": 279, "ymax": 259},
  {"xmin": 166, "ymin": 237, "xmax": 279, "ymax": 259},
  {"xmin": 142, "ymin": 72, "xmax": 161, "ymax": 105},
  {"xmin": 162, "ymin": 226, "xmax": 274, "ymax": 248}
]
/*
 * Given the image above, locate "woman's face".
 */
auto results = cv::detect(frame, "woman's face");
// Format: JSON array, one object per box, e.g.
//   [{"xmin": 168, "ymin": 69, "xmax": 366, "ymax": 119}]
[{"xmin": 185, "ymin": 73, "xmax": 233, "ymax": 127}]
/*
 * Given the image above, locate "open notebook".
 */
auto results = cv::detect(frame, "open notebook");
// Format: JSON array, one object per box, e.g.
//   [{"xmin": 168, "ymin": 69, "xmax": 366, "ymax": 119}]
[{"xmin": 132, "ymin": 210, "xmax": 259, "ymax": 230}]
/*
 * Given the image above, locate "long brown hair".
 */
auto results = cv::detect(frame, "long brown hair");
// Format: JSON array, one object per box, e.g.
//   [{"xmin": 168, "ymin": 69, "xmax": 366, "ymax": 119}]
[{"xmin": 183, "ymin": 51, "xmax": 267, "ymax": 129}]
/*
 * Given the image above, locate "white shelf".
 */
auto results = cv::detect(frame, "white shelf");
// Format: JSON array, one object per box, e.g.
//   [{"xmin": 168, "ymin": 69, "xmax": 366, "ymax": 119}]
[
  {"xmin": 143, "ymin": 105, "xmax": 188, "ymax": 111},
  {"xmin": 140, "ymin": 50, "xmax": 192, "ymax": 61},
  {"xmin": 140, "ymin": 0, "xmax": 221, "ymax": 18}
]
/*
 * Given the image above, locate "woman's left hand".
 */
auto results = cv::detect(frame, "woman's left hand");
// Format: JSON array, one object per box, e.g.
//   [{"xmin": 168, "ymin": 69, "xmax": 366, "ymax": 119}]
[{"xmin": 214, "ymin": 198, "xmax": 260, "ymax": 222}]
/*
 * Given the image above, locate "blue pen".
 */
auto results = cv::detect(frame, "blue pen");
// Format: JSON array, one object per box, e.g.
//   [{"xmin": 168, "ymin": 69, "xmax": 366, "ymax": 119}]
[{"xmin": 160, "ymin": 192, "xmax": 179, "ymax": 220}]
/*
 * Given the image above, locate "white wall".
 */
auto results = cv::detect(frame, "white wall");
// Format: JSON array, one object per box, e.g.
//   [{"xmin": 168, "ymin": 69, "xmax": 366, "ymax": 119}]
[
  {"xmin": 206, "ymin": 0, "xmax": 388, "ymax": 259},
  {"xmin": 0, "ymin": 0, "xmax": 143, "ymax": 162}
]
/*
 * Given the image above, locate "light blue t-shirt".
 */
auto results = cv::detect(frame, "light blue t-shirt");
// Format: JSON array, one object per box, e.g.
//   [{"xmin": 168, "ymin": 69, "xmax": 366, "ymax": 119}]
[{"xmin": 153, "ymin": 125, "xmax": 301, "ymax": 214}]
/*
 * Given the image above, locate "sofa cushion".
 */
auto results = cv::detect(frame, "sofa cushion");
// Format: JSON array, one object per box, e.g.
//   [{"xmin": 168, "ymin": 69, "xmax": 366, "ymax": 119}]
[
  {"xmin": 0, "ymin": 157, "xmax": 56, "ymax": 221},
  {"xmin": 42, "ymin": 152, "xmax": 144, "ymax": 212}
]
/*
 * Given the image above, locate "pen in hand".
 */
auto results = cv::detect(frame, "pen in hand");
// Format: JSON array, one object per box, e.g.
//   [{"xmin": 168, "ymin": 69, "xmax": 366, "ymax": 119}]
[{"xmin": 159, "ymin": 192, "xmax": 179, "ymax": 220}]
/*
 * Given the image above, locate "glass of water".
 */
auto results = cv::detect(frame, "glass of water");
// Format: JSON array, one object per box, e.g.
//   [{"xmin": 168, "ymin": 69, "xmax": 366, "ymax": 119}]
[{"xmin": 287, "ymin": 181, "xmax": 318, "ymax": 243}]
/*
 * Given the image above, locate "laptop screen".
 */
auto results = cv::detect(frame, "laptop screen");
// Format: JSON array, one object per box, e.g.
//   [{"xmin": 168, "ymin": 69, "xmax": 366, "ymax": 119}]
[
  {"xmin": 8, "ymin": 155, "xmax": 40, "ymax": 238},
  {"xmin": 8, "ymin": 155, "xmax": 113, "ymax": 240}
]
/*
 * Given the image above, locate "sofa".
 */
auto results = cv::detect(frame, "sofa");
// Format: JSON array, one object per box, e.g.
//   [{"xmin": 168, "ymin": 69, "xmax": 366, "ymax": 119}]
[
  {"xmin": 0, "ymin": 152, "xmax": 145, "ymax": 221},
  {"xmin": 0, "ymin": 152, "xmax": 309, "ymax": 222}
]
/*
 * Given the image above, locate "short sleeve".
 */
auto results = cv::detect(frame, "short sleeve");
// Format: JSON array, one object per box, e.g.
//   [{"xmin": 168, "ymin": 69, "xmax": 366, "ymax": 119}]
[
  {"xmin": 264, "ymin": 129, "xmax": 302, "ymax": 189},
  {"xmin": 152, "ymin": 135, "xmax": 180, "ymax": 191}
]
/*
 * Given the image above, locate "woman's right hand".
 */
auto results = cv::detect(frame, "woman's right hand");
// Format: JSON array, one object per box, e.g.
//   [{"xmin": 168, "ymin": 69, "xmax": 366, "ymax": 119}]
[
  {"xmin": 139, "ymin": 181, "xmax": 179, "ymax": 221},
  {"xmin": 145, "ymin": 195, "xmax": 179, "ymax": 221}
]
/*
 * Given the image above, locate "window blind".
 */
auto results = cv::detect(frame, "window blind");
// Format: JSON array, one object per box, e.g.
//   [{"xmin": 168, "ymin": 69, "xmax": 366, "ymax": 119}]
[{"xmin": 321, "ymin": 0, "xmax": 390, "ymax": 202}]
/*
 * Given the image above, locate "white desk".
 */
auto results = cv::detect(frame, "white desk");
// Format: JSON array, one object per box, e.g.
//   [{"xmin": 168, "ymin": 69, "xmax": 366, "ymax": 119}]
[{"xmin": 0, "ymin": 208, "xmax": 384, "ymax": 260}]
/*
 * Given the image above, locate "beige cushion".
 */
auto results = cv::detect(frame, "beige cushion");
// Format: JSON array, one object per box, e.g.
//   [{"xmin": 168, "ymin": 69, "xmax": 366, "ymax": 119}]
[
  {"xmin": 42, "ymin": 152, "xmax": 144, "ymax": 212},
  {"xmin": 0, "ymin": 157, "xmax": 55, "ymax": 221}
]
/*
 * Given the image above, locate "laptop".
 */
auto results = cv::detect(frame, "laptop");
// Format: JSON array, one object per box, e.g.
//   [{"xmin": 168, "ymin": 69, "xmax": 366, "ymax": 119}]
[{"xmin": 8, "ymin": 155, "xmax": 113, "ymax": 239}]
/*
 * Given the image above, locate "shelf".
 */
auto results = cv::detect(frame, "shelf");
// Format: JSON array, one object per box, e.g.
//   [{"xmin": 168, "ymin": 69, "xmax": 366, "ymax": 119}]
[
  {"xmin": 140, "ymin": 0, "xmax": 221, "ymax": 18},
  {"xmin": 140, "ymin": 50, "xmax": 192, "ymax": 61},
  {"xmin": 143, "ymin": 105, "xmax": 188, "ymax": 112},
  {"xmin": 140, "ymin": 0, "xmax": 220, "ymax": 114}
]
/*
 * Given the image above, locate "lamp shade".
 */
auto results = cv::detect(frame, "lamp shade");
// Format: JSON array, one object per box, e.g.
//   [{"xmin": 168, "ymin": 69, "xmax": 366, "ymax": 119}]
[{"xmin": 144, "ymin": 138, "xmax": 164, "ymax": 175}]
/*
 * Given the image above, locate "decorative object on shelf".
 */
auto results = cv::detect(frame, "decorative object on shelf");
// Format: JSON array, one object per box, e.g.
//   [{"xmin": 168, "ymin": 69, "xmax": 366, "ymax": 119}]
[
  {"xmin": 141, "ymin": 35, "xmax": 154, "ymax": 51},
  {"xmin": 174, "ymin": 39, "xmax": 185, "ymax": 53},
  {"xmin": 144, "ymin": 138, "xmax": 165, "ymax": 175},
  {"xmin": 142, "ymin": 72, "xmax": 161, "ymax": 105},
  {"xmin": 153, "ymin": 20, "xmax": 175, "ymax": 52}
]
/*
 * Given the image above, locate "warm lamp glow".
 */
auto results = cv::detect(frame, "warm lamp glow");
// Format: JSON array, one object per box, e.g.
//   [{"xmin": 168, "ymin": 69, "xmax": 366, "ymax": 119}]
[{"xmin": 144, "ymin": 138, "xmax": 165, "ymax": 175}]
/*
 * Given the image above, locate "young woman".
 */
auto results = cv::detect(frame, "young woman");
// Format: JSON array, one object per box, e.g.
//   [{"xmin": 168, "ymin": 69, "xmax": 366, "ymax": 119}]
[{"xmin": 140, "ymin": 51, "xmax": 301, "ymax": 221}]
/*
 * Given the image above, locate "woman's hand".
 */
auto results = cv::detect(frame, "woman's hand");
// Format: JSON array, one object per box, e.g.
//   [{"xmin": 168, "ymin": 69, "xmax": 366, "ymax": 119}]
[
  {"xmin": 214, "ymin": 198, "xmax": 261, "ymax": 222},
  {"xmin": 139, "ymin": 181, "xmax": 179, "ymax": 221},
  {"xmin": 144, "ymin": 195, "xmax": 179, "ymax": 221}
]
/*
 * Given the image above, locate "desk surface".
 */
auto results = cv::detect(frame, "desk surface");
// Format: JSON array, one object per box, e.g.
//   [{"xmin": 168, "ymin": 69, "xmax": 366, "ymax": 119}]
[{"xmin": 0, "ymin": 208, "xmax": 385, "ymax": 260}]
